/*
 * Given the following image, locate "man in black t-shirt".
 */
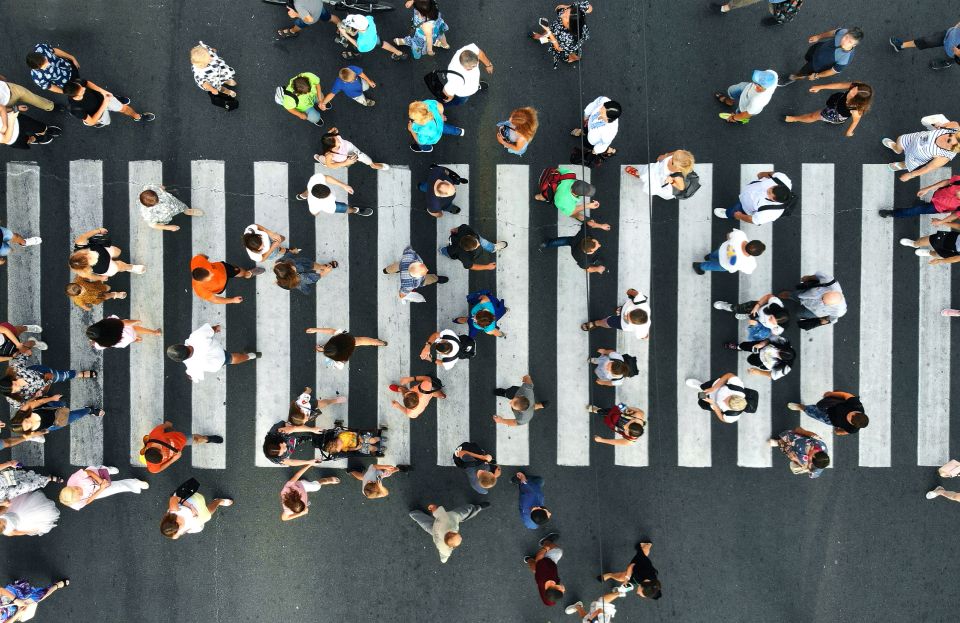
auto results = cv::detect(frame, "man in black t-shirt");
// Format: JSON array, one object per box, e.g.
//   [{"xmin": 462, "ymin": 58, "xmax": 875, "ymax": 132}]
[
  {"xmin": 539, "ymin": 228, "xmax": 607, "ymax": 274},
  {"xmin": 440, "ymin": 223, "xmax": 504, "ymax": 271},
  {"xmin": 419, "ymin": 165, "xmax": 464, "ymax": 217},
  {"xmin": 63, "ymin": 79, "xmax": 155, "ymax": 127},
  {"xmin": 599, "ymin": 541, "xmax": 662, "ymax": 600},
  {"xmin": 787, "ymin": 391, "xmax": 868, "ymax": 435}
]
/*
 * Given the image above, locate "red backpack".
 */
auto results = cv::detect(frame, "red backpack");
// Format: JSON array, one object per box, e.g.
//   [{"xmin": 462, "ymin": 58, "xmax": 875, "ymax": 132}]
[{"xmin": 538, "ymin": 167, "xmax": 577, "ymax": 202}]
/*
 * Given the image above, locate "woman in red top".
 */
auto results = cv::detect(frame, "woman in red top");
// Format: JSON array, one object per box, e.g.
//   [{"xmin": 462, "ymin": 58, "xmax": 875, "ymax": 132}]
[
  {"xmin": 139, "ymin": 422, "xmax": 222, "ymax": 473},
  {"xmin": 524, "ymin": 532, "xmax": 565, "ymax": 607},
  {"xmin": 881, "ymin": 174, "xmax": 960, "ymax": 218}
]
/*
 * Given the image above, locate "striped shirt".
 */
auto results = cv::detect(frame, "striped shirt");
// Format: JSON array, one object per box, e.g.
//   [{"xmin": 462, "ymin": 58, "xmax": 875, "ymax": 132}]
[
  {"xmin": 900, "ymin": 129, "xmax": 959, "ymax": 172},
  {"xmin": 398, "ymin": 245, "xmax": 425, "ymax": 296}
]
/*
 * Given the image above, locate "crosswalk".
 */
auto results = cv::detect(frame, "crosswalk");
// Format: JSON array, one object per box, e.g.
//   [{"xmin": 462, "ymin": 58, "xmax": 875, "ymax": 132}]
[{"xmin": 1, "ymin": 160, "xmax": 953, "ymax": 470}]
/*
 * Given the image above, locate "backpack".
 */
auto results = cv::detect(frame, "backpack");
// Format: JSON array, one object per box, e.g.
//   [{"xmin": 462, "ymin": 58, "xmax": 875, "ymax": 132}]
[
  {"xmin": 273, "ymin": 86, "xmax": 298, "ymax": 107},
  {"xmin": 756, "ymin": 175, "xmax": 798, "ymax": 217},
  {"xmin": 424, "ymin": 69, "xmax": 463, "ymax": 100},
  {"xmin": 672, "ymin": 171, "xmax": 701, "ymax": 200},
  {"xmin": 431, "ymin": 163, "xmax": 468, "ymax": 185},
  {"xmin": 456, "ymin": 334, "xmax": 477, "ymax": 359},
  {"xmin": 538, "ymin": 167, "xmax": 577, "ymax": 202},
  {"xmin": 726, "ymin": 384, "xmax": 759, "ymax": 414},
  {"xmin": 621, "ymin": 353, "xmax": 640, "ymax": 378},
  {"xmin": 452, "ymin": 441, "xmax": 490, "ymax": 468}
]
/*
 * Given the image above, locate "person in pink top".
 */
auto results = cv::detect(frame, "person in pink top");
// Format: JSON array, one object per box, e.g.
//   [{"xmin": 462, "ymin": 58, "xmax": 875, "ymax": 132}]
[
  {"xmin": 880, "ymin": 174, "xmax": 960, "ymax": 219},
  {"xmin": 57, "ymin": 466, "xmax": 148, "ymax": 510},
  {"xmin": 279, "ymin": 464, "xmax": 341, "ymax": 521}
]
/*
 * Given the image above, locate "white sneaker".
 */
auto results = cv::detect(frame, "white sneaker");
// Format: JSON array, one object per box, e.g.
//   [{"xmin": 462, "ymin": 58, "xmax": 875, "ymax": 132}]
[
  {"xmin": 564, "ymin": 602, "xmax": 583, "ymax": 615},
  {"xmin": 21, "ymin": 237, "xmax": 41, "ymax": 246},
  {"xmin": 888, "ymin": 162, "xmax": 905, "ymax": 171},
  {"xmin": 899, "ymin": 238, "xmax": 916, "ymax": 248},
  {"xmin": 23, "ymin": 324, "xmax": 42, "ymax": 333},
  {"xmin": 685, "ymin": 378, "xmax": 703, "ymax": 389},
  {"xmin": 712, "ymin": 301, "xmax": 733, "ymax": 312},
  {"xmin": 28, "ymin": 436, "xmax": 45, "ymax": 444},
  {"xmin": 28, "ymin": 340, "xmax": 47, "ymax": 351},
  {"xmin": 617, "ymin": 582, "xmax": 635, "ymax": 595},
  {"xmin": 139, "ymin": 480, "xmax": 150, "ymax": 490},
  {"xmin": 378, "ymin": 163, "xmax": 391, "ymax": 171},
  {"xmin": 787, "ymin": 402, "xmax": 804, "ymax": 411},
  {"xmin": 733, "ymin": 313, "xmax": 749, "ymax": 320},
  {"xmin": 713, "ymin": 208, "xmax": 728, "ymax": 218},
  {"xmin": 915, "ymin": 249, "xmax": 933, "ymax": 257},
  {"xmin": 106, "ymin": 466, "xmax": 119, "ymax": 474},
  {"xmin": 130, "ymin": 265, "xmax": 147, "ymax": 275},
  {"xmin": 926, "ymin": 486, "xmax": 944, "ymax": 500},
  {"xmin": 493, "ymin": 241, "xmax": 508, "ymax": 252}
]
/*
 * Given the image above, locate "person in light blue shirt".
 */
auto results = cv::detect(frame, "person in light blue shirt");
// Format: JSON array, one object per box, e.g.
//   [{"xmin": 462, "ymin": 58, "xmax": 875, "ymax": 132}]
[
  {"xmin": 512, "ymin": 471, "xmax": 552, "ymax": 529},
  {"xmin": 889, "ymin": 22, "xmax": 960, "ymax": 71},
  {"xmin": 338, "ymin": 14, "xmax": 407, "ymax": 61}
]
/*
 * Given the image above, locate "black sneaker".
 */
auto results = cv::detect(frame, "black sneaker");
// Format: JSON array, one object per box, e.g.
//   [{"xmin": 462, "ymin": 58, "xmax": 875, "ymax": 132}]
[
  {"xmin": 117, "ymin": 96, "xmax": 131, "ymax": 105},
  {"xmin": 930, "ymin": 59, "xmax": 954, "ymax": 71},
  {"xmin": 889, "ymin": 37, "xmax": 904, "ymax": 52},
  {"xmin": 692, "ymin": 262, "xmax": 705, "ymax": 275},
  {"xmin": 206, "ymin": 435, "xmax": 224, "ymax": 444},
  {"xmin": 478, "ymin": 80, "xmax": 489, "ymax": 91},
  {"xmin": 722, "ymin": 342, "xmax": 739, "ymax": 351},
  {"xmin": 878, "ymin": 209, "xmax": 893, "ymax": 218},
  {"xmin": 410, "ymin": 144, "xmax": 433, "ymax": 153},
  {"xmin": 448, "ymin": 205, "xmax": 462, "ymax": 214},
  {"xmin": 354, "ymin": 207, "xmax": 374, "ymax": 216},
  {"xmin": 45, "ymin": 125, "xmax": 62, "ymax": 137},
  {"xmin": 135, "ymin": 112, "xmax": 156, "ymax": 122},
  {"xmin": 539, "ymin": 400, "xmax": 550, "ymax": 409},
  {"xmin": 703, "ymin": 254, "xmax": 712, "ymax": 261},
  {"xmin": 509, "ymin": 474, "xmax": 521, "ymax": 485},
  {"xmin": 477, "ymin": 502, "xmax": 491, "ymax": 509},
  {"xmin": 539, "ymin": 532, "xmax": 560, "ymax": 546},
  {"xmin": 436, "ymin": 275, "xmax": 449, "ymax": 284},
  {"xmin": 761, "ymin": 16, "xmax": 779, "ymax": 26}
]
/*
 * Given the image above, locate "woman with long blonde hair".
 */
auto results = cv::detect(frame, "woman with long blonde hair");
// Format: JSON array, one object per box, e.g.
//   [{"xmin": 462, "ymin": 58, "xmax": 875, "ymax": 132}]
[{"xmin": 496, "ymin": 107, "xmax": 539, "ymax": 156}]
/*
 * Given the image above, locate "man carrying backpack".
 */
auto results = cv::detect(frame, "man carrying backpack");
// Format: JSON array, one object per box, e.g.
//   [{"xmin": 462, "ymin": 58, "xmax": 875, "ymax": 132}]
[
  {"xmin": 536, "ymin": 166, "xmax": 610, "ymax": 229},
  {"xmin": 277, "ymin": 71, "xmax": 325, "ymax": 126},
  {"xmin": 713, "ymin": 170, "xmax": 794, "ymax": 225}
]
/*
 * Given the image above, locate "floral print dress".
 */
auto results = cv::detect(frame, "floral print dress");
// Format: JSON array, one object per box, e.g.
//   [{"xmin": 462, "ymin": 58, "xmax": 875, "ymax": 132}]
[
  {"xmin": 140, "ymin": 184, "xmax": 189, "ymax": 225},
  {"xmin": 777, "ymin": 430, "xmax": 827, "ymax": 478},
  {"xmin": 548, "ymin": 1, "xmax": 591, "ymax": 68},
  {"xmin": 403, "ymin": 10, "xmax": 449, "ymax": 60}
]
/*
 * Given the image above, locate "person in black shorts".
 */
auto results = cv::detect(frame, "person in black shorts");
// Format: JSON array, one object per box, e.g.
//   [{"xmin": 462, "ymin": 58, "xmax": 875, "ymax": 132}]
[
  {"xmin": 63, "ymin": 79, "xmax": 154, "ymax": 127},
  {"xmin": 788, "ymin": 390, "xmax": 868, "ymax": 436},
  {"xmin": 890, "ymin": 23, "xmax": 960, "ymax": 71},
  {"xmin": 599, "ymin": 541, "xmax": 662, "ymax": 600},
  {"xmin": 899, "ymin": 227, "xmax": 960, "ymax": 266},
  {"xmin": 419, "ymin": 164, "xmax": 464, "ymax": 217},
  {"xmin": 439, "ymin": 223, "xmax": 504, "ymax": 271}
]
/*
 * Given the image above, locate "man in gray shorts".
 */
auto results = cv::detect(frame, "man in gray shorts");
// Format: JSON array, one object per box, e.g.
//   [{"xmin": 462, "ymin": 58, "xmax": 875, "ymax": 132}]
[
  {"xmin": 408, "ymin": 502, "xmax": 488, "ymax": 563},
  {"xmin": 492, "ymin": 374, "xmax": 548, "ymax": 427}
]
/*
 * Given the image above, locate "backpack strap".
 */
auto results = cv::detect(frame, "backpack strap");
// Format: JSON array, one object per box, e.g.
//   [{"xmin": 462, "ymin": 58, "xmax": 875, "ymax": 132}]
[{"xmin": 146, "ymin": 438, "xmax": 181, "ymax": 454}]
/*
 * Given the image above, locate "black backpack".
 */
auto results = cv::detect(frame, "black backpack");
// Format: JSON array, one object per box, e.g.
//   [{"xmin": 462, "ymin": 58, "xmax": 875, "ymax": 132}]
[
  {"xmin": 456, "ymin": 334, "xmax": 477, "ymax": 359},
  {"xmin": 672, "ymin": 171, "xmax": 701, "ymax": 200},
  {"xmin": 424, "ymin": 69, "xmax": 463, "ymax": 100},
  {"xmin": 621, "ymin": 354, "xmax": 640, "ymax": 378},
  {"xmin": 452, "ymin": 441, "xmax": 493, "ymax": 469},
  {"xmin": 726, "ymin": 384, "xmax": 759, "ymax": 414}
]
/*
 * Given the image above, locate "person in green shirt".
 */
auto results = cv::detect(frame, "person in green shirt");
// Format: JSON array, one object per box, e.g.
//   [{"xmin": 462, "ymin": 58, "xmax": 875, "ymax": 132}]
[
  {"xmin": 546, "ymin": 168, "xmax": 610, "ymax": 229},
  {"xmin": 278, "ymin": 72, "xmax": 325, "ymax": 125}
]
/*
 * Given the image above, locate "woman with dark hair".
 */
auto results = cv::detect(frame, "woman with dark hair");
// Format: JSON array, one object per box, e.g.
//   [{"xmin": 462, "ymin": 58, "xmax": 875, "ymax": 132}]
[
  {"xmin": 1, "ymin": 352, "xmax": 95, "ymax": 410},
  {"xmin": 243, "ymin": 223, "xmax": 293, "ymax": 263},
  {"xmin": 306, "ymin": 327, "xmax": 387, "ymax": 369},
  {"xmin": 279, "ymin": 464, "xmax": 340, "ymax": 521},
  {"xmin": 496, "ymin": 107, "xmax": 539, "ymax": 156},
  {"xmin": 394, "ymin": 0, "xmax": 449, "ymax": 59},
  {"xmin": 419, "ymin": 329, "xmax": 476, "ymax": 370},
  {"xmin": 530, "ymin": 1, "xmax": 593, "ymax": 68},
  {"xmin": 0, "ymin": 577, "xmax": 69, "ymax": 620},
  {"xmin": 723, "ymin": 335, "xmax": 795, "ymax": 380},
  {"xmin": 0, "ymin": 322, "xmax": 44, "ymax": 363},
  {"xmin": 286, "ymin": 386, "xmax": 346, "ymax": 427},
  {"xmin": 69, "ymin": 227, "xmax": 145, "ymax": 281},
  {"xmin": 273, "ymin": 252, "xmax": 337, "ymax": 295},
  {"xmin": 9, "ymin": 394, "xmax": 104, "ymax": 436},
  {"xmin": 770, "ymin": 427, "xmax": 830, "ymax": 478},
  {"xmin": 784, "ymin": 81, "xmax": 873, "ymax": 137},
  {"xmin": 160, "ymin": 486, "xmax": 232, "ymax": 540},
  {"xmin": 589, "ymin": 403, "xmax": 646, "ymax": 446},
  {"xmin": 86, "ymin": 315, "xmax": 161, "ymax": 350},
  {"xmin": 314, "ymin": 126, "xmax": 388, "ymax": 170}
]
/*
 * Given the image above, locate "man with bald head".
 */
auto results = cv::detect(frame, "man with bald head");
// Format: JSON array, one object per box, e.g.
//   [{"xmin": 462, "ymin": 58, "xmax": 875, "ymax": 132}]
[
  {"xmin": 409, "ymin": 502, "xmax": 487, "ymax": 563},
  {"xmin": 779, "ymin": 272, "xmax": 847, "ymax": 330},
  {"xmin": 383, "ymin": 245, "xmax": 448, "ymax": 302}
]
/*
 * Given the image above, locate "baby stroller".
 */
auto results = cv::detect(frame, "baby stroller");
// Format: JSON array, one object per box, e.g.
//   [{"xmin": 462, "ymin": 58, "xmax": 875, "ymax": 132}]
[{"xmin": 314, "ymin": 422, "xmax": 387, "ymax": 463}]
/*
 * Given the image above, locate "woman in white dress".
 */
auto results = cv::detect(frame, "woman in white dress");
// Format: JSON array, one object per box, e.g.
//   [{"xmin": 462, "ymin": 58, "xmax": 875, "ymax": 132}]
[
  {"xmin": 0, "ymin": 491, "xmax": 59, "ymax": 536},
  {"xmin": 58, "ymin": 466, "xmax": 149, "ymax": 510},
  {"xmin": 633, "ymin": 149, "xmax": 695, "ymax": 201}
]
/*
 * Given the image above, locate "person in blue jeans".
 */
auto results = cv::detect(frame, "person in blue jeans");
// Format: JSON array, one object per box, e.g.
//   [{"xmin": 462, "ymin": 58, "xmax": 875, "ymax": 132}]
[
  {"xmin": 512, "ymin": 471, "xmax": 552, "ymax": 529},
  {"xmin": 10, "ymin": 395, "xmax": 103, "ymax": 436},
  {"xmin": 408, "ymin": 99, "xmax": 463, "ymax": 153}
]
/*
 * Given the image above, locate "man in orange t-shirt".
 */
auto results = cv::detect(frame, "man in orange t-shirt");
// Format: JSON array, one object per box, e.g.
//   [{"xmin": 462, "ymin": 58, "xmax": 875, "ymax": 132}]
[
  {"xmin": 140, "ymin": 421, "xmax": 223, "ymax": 473},
  {"xmin": 190, "ymin": 254, "xmax": 262, "ymax": 304}
]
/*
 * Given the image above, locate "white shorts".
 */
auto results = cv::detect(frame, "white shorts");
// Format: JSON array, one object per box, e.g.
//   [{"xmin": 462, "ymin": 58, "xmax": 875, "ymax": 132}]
[
  {"xmin": 95, "ymin": 96, "xmax": 125, "ymax": 127},
  {"xmin": 544, "ymin": 547, "xmax": 563, "ymax": 563},
  {"xmin": 583, "ymin": 600, "xmax": 616, "ymax": 623}
]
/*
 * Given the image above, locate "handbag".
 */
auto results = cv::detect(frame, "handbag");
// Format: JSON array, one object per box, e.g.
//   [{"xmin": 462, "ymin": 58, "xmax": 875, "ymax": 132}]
[
  {"xmin": 209, "ymin": 91, "xmax": 239, "ymax": 111},
  {"xmin": 87, "ymin": 233, "xmax": 112, "ymax": 247},
  {"xmin": 174, "ymin": 477, "xmax": 201, "ymax": 503}
]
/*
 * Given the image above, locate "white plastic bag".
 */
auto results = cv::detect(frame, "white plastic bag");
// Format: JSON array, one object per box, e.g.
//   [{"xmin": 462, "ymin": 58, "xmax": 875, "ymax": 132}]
[{"xmin": 922, "ymin": 114, "xmax": 950, "ymax": 130}]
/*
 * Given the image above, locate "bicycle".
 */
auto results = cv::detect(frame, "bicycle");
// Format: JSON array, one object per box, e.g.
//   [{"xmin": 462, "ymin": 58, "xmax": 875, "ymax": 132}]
[{"xmin": 261, "ymin": 0, "xmax": 394, "ymax": 14}]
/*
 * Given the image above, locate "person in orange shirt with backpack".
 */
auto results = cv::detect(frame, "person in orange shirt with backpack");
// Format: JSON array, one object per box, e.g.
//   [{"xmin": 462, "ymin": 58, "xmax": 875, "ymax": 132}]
[{"xmin": 190, "ymin": 253, "xmax": 263, "ymax": 305}]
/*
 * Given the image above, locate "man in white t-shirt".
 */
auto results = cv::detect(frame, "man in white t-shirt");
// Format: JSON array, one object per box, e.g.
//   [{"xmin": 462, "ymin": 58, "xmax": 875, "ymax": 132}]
[
  {"xmin": 693, "ymin": 228, "xmax": 765, "ymax": 275},
  {"xmin": 582, "ymin": 288, "xmax": 651, "ymax": 339},
  {"xmin": 296, "ymin": 172, "xmax": 373, "ymax": 216},
  {"xmin": 442, "ymin": 43, "xmax": 494, "ymax": 106},
  {"xmin": 165, "ymin": 323, "xmax": 260, "ymax": 383},
  {"xmin": 714, "ymin": 171, "xmax": 793, "ymax": 225},
  {"xmin": 716, "ymin": 69, "xmax": 778, "ymax": 124}
]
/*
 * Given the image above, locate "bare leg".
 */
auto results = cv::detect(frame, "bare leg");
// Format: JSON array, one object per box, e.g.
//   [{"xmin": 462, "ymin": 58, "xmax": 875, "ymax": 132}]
[
  {"xmin": 784, "ymin": 111, "xmax": 822, "ymax": 124},
  {"xmin": 422, "ymin": 274, "xmax": 439, "ymax": 286},
  {"xmin": 207, "ymin": 497, "xmax": 233, "ymax": 516},
  {"xmin": 382, "ymin": 262, "xmax": 400, "ymax": 274},
  {"xmin": 118, "ymin": 104, "xmax": 142, "ymax": 120},
  {"xmin": 314, "ymin": 262, "xmax": 335, "ymax": 277},
  {"xmin": 915, "ymin": 236, "xmax": 932, "ymax": 247},
  {"xmin": 601, "ymin": 570, "xmax": 630, "ymax": 582},
  {"xmin": 229, "ymin": 353, "xmax": 256, "ymax": 364},
  {"xmin": 355, "ymin": 336, "xmax": 387, "ymax": 347},
  {"xmin": 381, "ymin": 40, "xmax": 404, "ymax": 55},
  {"xmin": 935, "ymin": 488, "xmax": 960, "ymax": 503},
  {"xmin": 133, "ymin": 325, "xmax": 161, "ymax": 336}
]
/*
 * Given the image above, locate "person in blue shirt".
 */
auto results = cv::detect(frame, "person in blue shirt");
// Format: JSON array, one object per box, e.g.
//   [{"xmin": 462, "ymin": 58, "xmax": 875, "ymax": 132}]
[
  {"xmin": 318, "ymin": 66, "xmax": 377, "ymax": 109},
  {"xmin": 338, "ymin": 14, "xmax": 407, "ymax": 61},
  {"xmin": 890, "ymin": 22, "xmax": 960, "ymax": 71},
  {"xmin": 779, "ymin": 27, "xmax": 863, "ymax": 86},
  {"xmin": 512, "ymin": 471, "xmax": 552, "ymax": 529}
]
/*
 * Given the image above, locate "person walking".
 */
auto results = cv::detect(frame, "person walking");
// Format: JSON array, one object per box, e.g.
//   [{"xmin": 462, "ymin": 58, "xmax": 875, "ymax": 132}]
[
  {"xmin": 513, "ymin": 471, "xmax": 552, "ymax": 529},
  {"xmin": 890, "ymin": 22, "xmax": 960, "ymax": 70},
  {"xmin": 64, "ymin": 79, "xmax": 155, "ymax": 126},
  {"xmin": 139, "ymin": 421, "xmax": 223, "ymax": 473},
  {"xmin": 420, "ymin": 329, "xmax": 476, "ymax": 369},
  {"xmin": 779, "ymin": 272, "xmax": 847, "ymax": 329},
  {"xmin": 723, "ymin": 335, "xmax": 795, "ymax": 380},
  {"xmin": 279, "ymin": 465, "xmax": 340, "ymax": 521},
  {"xmin": 540, "ymin": 228, "xmax": 608, "ymax": 275},
  {"xmin": 591, "ymin": 349, "xmax": 636, "ymax": 387},
  {"xmin": 693, "ymin": 229, "xmax": 765, "ymax": 275},
  {"xmin": 0, "ymin": 323, "xmax": 45, "ymax": 363},
  {"xmin": 10, "ymin": 397, "xmax": 104, "ymax": 437},
  {"xmin": 453, "ymin": 290, "xmax": 507, "ymax": 338},
  {"xmin": 525, "ymin": 532, "xmax": 566, "ymax": 607},
  {"xmin": 899, "ymin": 227, "xmax": 960, "ymax": 266},
  {"xmin": 58, "ymin": 466, "xmax": 149, "ymax": 510},
  {"xmin": 65, "ymin": 277, "xmax": 125, "ymax": 311},
  {"xmin": 408, "ymin": 502, "xmax": 487, "ymax": 563},
  {"xmin": 392, "ymin": 0, "xmax": 449, "ymax": 60},
  {"xmin": 0, "ymin": 351, "xmax": 96, "ymax": 410},
  {"xmin": 0, "ymin": 225, "xmax": 40, "ymax": 265},
  {"xmin": 190, "ymin": 42, "xmax": 237, "ymax": 105},
  {"xmin": 635, "ymin": 149, "xmax": 697, "ymax": 201},
  {"xmin": 0, "ymin": 578, "xmax": 70, "ymax": 620},
  {"xmin": 531, "ymin": 1, "xmax": 593, "ymax": 68},
  {"xmin": 492, "ymin": 374, "xmax": 547, "ymax": 427},
  {"xmin": 243, "ymin": 223, "xmax": 293, "ymax": 264},
  {"xmin": 713, "ymin": 293, "xmax": 789, "ymax": 341},
  {"xmin": 0, "ymin": 73, "xmax": 54, "ymax": 112},
  {"xmin": 770, "ymin": 427, "xmax": 830, "ymax": 477},
  {"xmin": 563, "ymin": 592, "xmax": 624, "ymax": 622},
  {"xmin": 314, "ymin": 127, "xmax": 389, "ymax": 170},
  {"xmin": 582, "ymin": 289, "xmax": 650, "ymax": 337},
  {"xmin": 166, "ymin": 323, "xmax": 260, "ymax": 382},
  {"xmin": 788, "ymin": 391, "xmax": 868, "ymax": 435},
  {"xmin": 0, "ymin": 491, "xmax": 59, "ymax": 537},
  {"xmin": 496, "ymin": 107, "xmax": 538, "ymax": 156},
  {"xmin": 275, "ymin": 0, "xmax": 340, "ymax": 39},
  {"xmin": 713, "ymin": 170, "xmax": 794, "ymax": 225},
  {"xmin": 382, "ymin": 245, "xmax": 448, "ymax": 302},
  {"xmin": 139, "ymin": 184, "xmax": 203, "ymax": 232},
  {"xmin": 0, "ymin": 107, "xmax": 59, "ymax": 149},
  {"xmin": 882, "ymin": 122, "xmax": 960, "ymax": 182},
  {"xmin": 684, "ymin": 374, "xmax": 756, "ymax": 423},
  {"xmin": 298, "ymin": 171, "xmax": 373, "ymax": 217},
  {"xmin": 285, "ymin": 386, "xmax": 346, "ymax": 427},
  {"xmin": 536, "ymin": 167, "xmax": 608, "ymax": 227},
  {"xmin": 347, "ymin": 463, "xmax": 406, "ymax": 499},
  {"xmin": 26, "ymin": 43, "xmax": 80, "ymax": 94},
  {"xmin": 263, "ymin": 421, "xmax": 327, "ymax": 466},
  {"xmin": 879, "ymin": 173, "xmax": 960, "ymax": 218},
  {"xmin": 571, "ymin": 96, "xmax": 621, "ymax": 166},
  {"xmin": 442, "ymin": 43, "xmax": 494, "ymax": 105},
  {"xmin": 338, "ymin": 14, "xmax": 408, "ymax": 61},
  {"xmin": 160, "ymin": 483, "xmax": 233, "ymax": 540},
  {"xmin": 711, "ymin": 0, "xmax": 805, "ymax": 25},
  {"xmin": 86, "ymin": 316, "xmax": 161, "ymax": 350},
  {"xmin": 452, "ymin": 442, "xmax": 500, "ymax": 494},
  {"xmin": 784, "ymin": 82, "xmax": 873, "ymax": 138},
  {"xmin": 440, "ymin": 223, "xmax": 505, "ymax": 269},
  {"xmin": 0, "ymin": 463, "xmax": 61, "ymax": 502},
  {"xmin": 277, "ymin": 71, "xmax": 325, "ymax": 126},
  {"xmin": 408, "ymin": 99, "xmax": 464, "ymax": 152},
  {"xmin": 388, "ymin": 375, "xmax": 446, "ymax": 419},
  {"xmin": 318, "ymin": 65, "xmax": 376, "ymax": 109},
  {"xmin": 307, "ymin": 327, "xmax": 387, "ymax": 369},
  {"xmin": 589, "ymin": 404, "xmax": 646, "ymax": 446},
  {"xmin": 190, "ymin": 253, "xmax": 263, "ymax": 305},
  {"xmin": 779, "ymin": 27, "xmax": 864, "ymax": 86},
  {"xmin": 420, "ymin": 165, "xmax": 466, "ymax": 217},
  {"xmin": 598, "ymin": 541, "xmax": 662, "ymax": 600},
  {"xmin": 69, "ymin": 227, "xmax": 145, "ymax": 281},
  {"xmin": 273, "ymin": 252, "xmax": 337, "ymax": 295},
  {"xmin": 714, "ymin": 69, "xmax": 778, "ymax": 125}
]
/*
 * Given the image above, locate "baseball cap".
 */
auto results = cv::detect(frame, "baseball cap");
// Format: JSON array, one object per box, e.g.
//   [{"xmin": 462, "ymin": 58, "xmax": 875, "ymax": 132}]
[
  {"xmin": 751, "ymin": 69, "xmax": 778, "ymax": 89},
  {"xmin": 343, "ymin": 14, "xmax": 368, "ymax": 30}
]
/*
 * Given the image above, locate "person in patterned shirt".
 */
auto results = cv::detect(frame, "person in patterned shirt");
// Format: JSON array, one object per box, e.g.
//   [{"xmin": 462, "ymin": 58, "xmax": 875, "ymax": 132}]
[{"xmin": 25, "ymin": 43, "xmax": 80, "ymax": 94}]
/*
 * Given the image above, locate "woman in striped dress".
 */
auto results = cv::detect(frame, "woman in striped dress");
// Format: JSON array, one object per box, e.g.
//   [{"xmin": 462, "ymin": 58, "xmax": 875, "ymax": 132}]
[{"xmin": 882, "ymin": 122, "xmax": 960, "ymax": 182}]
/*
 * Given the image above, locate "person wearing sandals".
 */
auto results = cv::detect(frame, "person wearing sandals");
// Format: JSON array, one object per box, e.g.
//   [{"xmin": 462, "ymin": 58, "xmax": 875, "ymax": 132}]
[
  {"xmin": 297, "ymin": 171, "xmax": 373, "ymax": 217},
  {"xmin": 770, "ymin": 427, "xmax": 829, "ymax": 478},
  {"xmin": 0, "ymin": 224, "xmax": 40, "ymax": 265},
  {"xmin": 160, "ymin": 487, "xmax": 233, "ymax": 540},
  {"xmin": 0, "ymin": 106, "xmax": 60, "ymax": 149},
  {"xmin": 0, "ymin": 462, "xmax": 63, "ymax": 502},
  {"xmin": 10, "ymin": 395, "xmax": 105, "ymax": 437},
  {"xmin": 784, "ymin": 81, "xmax": 873, "ymax": 137},
  {"xmin": 714, "ymin": 69, "xmax": 777, "ymax": 125},
  {"xmin": 582, "ymin": 289, "xmax": 650, "ymax": 339},
  {"xmin": 898, "ymin": 226, "xmax": 960, "ymax": 266},
  {"xmin": 69, "ymin": 227, "xmax": 145, "ymax": 282},
  {"xmin": 307, "ymin": 327, "xmax": 387, "ymax": 369},
  {"xmin": 684, "ymin": 374, "xmax": 755, "ymax": 423},
  {"xmin": 338, "ymin": 14, "xmax": 408, "ymax": 61},
  {"xmin": 286, "ymin": 387, "xmax": 346, "ymax": 427},
  {"xmin": 66, "ymin": 278, "xmax": 125, "ymax": 311},
  {"xmin": 139, "ymin": 184, "xmax": 203, "ymax": 232},
  {"xmin": 139, "ymin": 422, "xmax": 224, "ymax": 473},
  {"xmin": 589, "ymin": 404, "xmax": 646, "ymax": 447},
  {"xmin": 190, "ymin": 42, "xmax": 237, "ymax": 100},
  {"xmin": 274, "ymin": 0, "xmax": 340, "ymax": 39},
  {"xmin": 393, "ymin": 0, "xmax": 448, "ymax": 60},
  {"xmin": 318, "ymin": 66, "xmax": 376, "ymax": 109},
  {"xmin": 634, "ymin": 149, "xmax": 696, "ymax": 201},
  {"xmin": 0, "ymin": 323, "xmax": 45, "ymax": 364},
  {"xmin": 571, "ymin": 96, "xmax": 620, "ymax": 165},
  {"xmin": 279, "ymin": 464, "xmax": 341, "ymax": 521},
  {"xmin": 314, "ymin": 127, "xmax": 389, "ymax": 170},
  {"xmin": 881, "ymin": 122, "xmax": 960, "ymax": 182},
  {"xmin": 86, "ymin": 316, "xmax": 161, "ymax": 350},
  {"xmin": 58, "ymin": 466, "xmax": 149, "ymax": 510},
  {"xmin": 1, "ymin": 351, "xmax": 96, "ymax": 410},
  {"xmin": 274, "ymin": 251, "xmax": 338, "ymax": 295},
  {"xmin": 389, "ymin": 375, "xmax": 446, "ymax": 419},
  {"xmin": 408, "ymin": 99, "xmax": 464, "ymax": 153},
  {"xmin": 0, "ymin": 578, "xmax": 70, "ymax": 620},
  {"xmin": 383, "ymin": 245, "xmax": 448, "ymax": 302},
  {"xmin": 348, "ymin": 463, "xmax": 406, "ymax": 499},
  {"xmin": 496, "ymin": 107, "xmax": 538, "ymax": 156},
  {"xmin": 531, "ymin": 2, "xmax": 593, "ymax": 68}
]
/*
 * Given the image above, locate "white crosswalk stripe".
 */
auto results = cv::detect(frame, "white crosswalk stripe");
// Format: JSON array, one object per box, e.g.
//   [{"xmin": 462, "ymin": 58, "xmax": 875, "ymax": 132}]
[{"xmin": 3, "ymin": 160, "xmax": 949, "ymax": 470}]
